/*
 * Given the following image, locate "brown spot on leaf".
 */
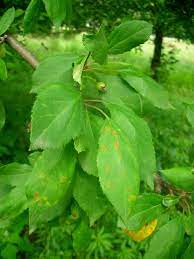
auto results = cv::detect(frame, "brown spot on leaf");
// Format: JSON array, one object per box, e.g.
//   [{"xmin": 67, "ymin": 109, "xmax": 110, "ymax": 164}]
[{"xmin": 114, "ymin": 140, "xmax": 119, "ymax": 151}]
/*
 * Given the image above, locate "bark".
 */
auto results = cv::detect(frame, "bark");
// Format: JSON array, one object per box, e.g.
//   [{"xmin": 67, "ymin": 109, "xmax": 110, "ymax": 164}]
[
  {"xmin": 151, "ymin": 26, "xmax": 163, "ymax": 80},
  {"xmin": 5, "ymin": 34, "xmax": 39, "ymax": 69}
]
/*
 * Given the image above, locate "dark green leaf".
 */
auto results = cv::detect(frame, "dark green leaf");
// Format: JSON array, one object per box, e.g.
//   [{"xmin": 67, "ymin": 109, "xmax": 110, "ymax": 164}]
[
  {"xmin": 83, "ymin": 27, "xmax": 108, "ymax": 64},
  {"xmin": 73, "ymin": 171, "xmax": 108, "ymax": 225},
  {"xmin": 184, "ymin": 214, "xmax": 194, "ymax": 236},
  {"xmin": 26, "ymin": 146, "xmax": 76, "ymax": 232},
  {"xmin": 182, "ymin": 239, "xmax": 194, "ymax": 259},
  {"xmin": 73, "ymin": 218, "xmax": 92, "ymax": 253},
  {"xmin": 0, "ymin": 7, "xmax": 15, "ymax": 36},
  {"xmin": 31, "ymin": 83, "xmax": 84, "ymax": 149},
  {"xmin": 32, "ymin": 54, "xmax": 76, "ymax": 93},
  {"xmin": 42, "ymin": 0, "xmax": 72, "ymax": 27},
  {"xmin": 97, "ymin": 119, "xmax": 140, "ymax": 224},
  {"xmin": 24, "ymin": 0, "xmax": 42, "ymax": 34},
  {"xmin": 160, "ymin": 167, "xmax": 194, "ymax": 192},
  {"xmin": 0, "ymin": 101, "xmax": 5, "ymax": 130},
  {"xmin": 186, "ymin": 105, "xmax": 194, "ymax": 127},
  {"xmin": 0, "ymin": 58, "xmax": 7, "ymax": 80},
  {"xmin": 1, "ymin": 244, "xmax": 17, "ymax": 259},
  {"xmin": 108, "ymin": 20, "xmax": 152, "ymax": 55},
  {"xmin": 144, "ymin": 217, "xmax": 184, "ymax": 259}
]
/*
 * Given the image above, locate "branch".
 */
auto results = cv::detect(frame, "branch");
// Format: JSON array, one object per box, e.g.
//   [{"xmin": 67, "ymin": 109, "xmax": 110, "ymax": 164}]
[{"xmin": 5, "ymin": 34, "xmax": 39, "ymax": 69}]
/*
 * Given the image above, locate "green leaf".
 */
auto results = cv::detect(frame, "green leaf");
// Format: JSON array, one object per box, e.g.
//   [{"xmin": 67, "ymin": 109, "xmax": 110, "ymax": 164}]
[
  {"xmin": 0, "ymin": 162, "xmax": 32, "ymax": 187},
  {"xmin": 73, "ymin": 55, "xmax": 89, "ymax": 85},
  {"xmin": 144, "ymin": 217, "xmax": 185, "ymax": 259},
  {"xmin": 26, "ymin": 146, "xmax": 76, "ymax": 232},
  {"xmin": 126, "ymin": 193, "xmax": 164, "ymax": 231},
  {"xmin": 121, "ymin": 72, "xmax": 171, "ymax": 109},
  {"xmin": 0, "ymin": 58, "xmax": 7, "ymax": 80},
  {"xmin": 75, "ymin": 112, "xmax": 104, "ymax": 176},
  {"xmin": 32, "ymin": 54, "xmax": 76, "ymax": 93},
  {"xmin": 0, "ymin": 7, "xmax": 15, "ymax": 36},
  {"xmin": 184, "ymin": 214, "xmax": 194, "ymax": 236},
  {"xmin": 186, "ymin": 105, "xmax": 194, "ymax": 127},
  {"xmin": 160, "ymin": 167, "xmax": 194, "ymax": 192},
  {"xmin": 0, "ymin": 163, "xmax": 31, "ymax": 227},
  {"xmin": 24, "ymin": 0, "xmax": 42, "ymax": 34},
  {"xmin": 83, "ymin": 27, "xmax": 108, "ymax": 64},
  {"xmin": 182, "ymin": 239, "xmax": 194, "ymax": 259},
  {"xmin": 31, "ymin": 83, "xmax": 84, "ymax": 149},
  {"xmin": 73, "ymin": 218, "xmax": 92, "ymax": 254},
  {"xmin": 108, "ymin": 20, "xmax": 152, "ymax": 55},
  {"xmin": 1, "ymin": 244, "xmax": 17, "ymax": 259},
  {"xmin": 42, "ymin": 0, "xmax": 72, "ymax": 27},
  {"xmin": 97, "ymin": 119, "xmax": 140, "ymax": 224},
  {"xmin": 106, "ymin": 103, "xmax": 156, "ymax": 188},
  {"xmin": 73, "ymin": 171, "xmax": 108, "ymax": 225},
  {"xmin": 0, "ymin": 101, "xmax": 5, "ymax": 130}
]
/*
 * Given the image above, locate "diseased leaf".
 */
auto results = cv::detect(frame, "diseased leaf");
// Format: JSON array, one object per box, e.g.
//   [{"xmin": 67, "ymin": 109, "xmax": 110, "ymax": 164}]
[
  {"xmin": 42, "ymin": 0, "xmax": 72, "ymax": 27},
  {"xmin": 160, "ymin": 167, "xmax": 194, "ymax": 192},
  {"xmin": 31, "ymin": 83, "xmax": 84, "ymax": 149},
  {"xmin": 106, "ymin": 103, "xmax": 156, "ymax": 188},
  {"xmin": 73, "ymin": 171, "xmax": 108, "ymax": 225},
  {"xmin": 97, "ymin": 119, "xmax": 140, "ymax": 224},
  {"xmin": 0, "ymin": 7, "xmax": 15, "ymax": 36},
  {"xmin": 32, "ymin": 54, "xmax": 76, "ymax": 93},
  {"xmin": 0, "ymin": 101, "xmax": 5, "ymax": 130},
  {"xmin": 0, "ymin": 58, "xmax": 7, "ymax": 80},
  {"xmin": 26, "ymin": 146, "xmax": 76, "ymax": 232},
  {"xmin": 144, "ymin": 217, "xmax": 185, "ymax": 259},
  {"xmin": 121, "ymin": 72, "xmax": 171, "ymax": 109},
  {"xmin": 108, "ymin": 20, "xmax": 152, "ymax": 54},
  {"xmin": 186, "ymin": 105, "xmax": 194, "ymax": 127},
  {"xmin": 126, "ymin": 193, "xmax": 164, "ymax": 231},
  {"xmin": 24, "ymin": 0, "xmax": 43, "ymax": 34}
]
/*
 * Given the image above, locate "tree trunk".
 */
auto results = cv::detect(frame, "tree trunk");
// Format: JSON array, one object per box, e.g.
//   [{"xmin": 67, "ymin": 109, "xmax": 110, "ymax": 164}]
[{"xmin": 151, "ymin": 27, "xmax": 163, "ymax": 80}]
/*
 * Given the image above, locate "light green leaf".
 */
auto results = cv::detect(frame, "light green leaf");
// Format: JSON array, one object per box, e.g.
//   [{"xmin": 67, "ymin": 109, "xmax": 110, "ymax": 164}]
[
  {"xmin": 31, "ymin": 83, "xmax": 84, "ymax": 149},
  {"xmin": 160, "ymin": 167, "xmax": 194, "ymax": 192},
  {"xmin": 32, "ymin": 54, "xmax": 76, "ymax": 93},
  {"xmin": 26, "ymin": 146, "xmax": 76, "ymax": 232},
  {"xmin": 121, "ymin": 72, "xmax": 171, "ymax": 109},
  {"xmin": 73, "ymin": 218, "xmax": 92, "ymax": 254},
  {"xmin": 42, "ymin": 0, "xmax": 72, "ymax": 27},
  {"xmin": 108, "ymin": 20, "xmax": 152, "ymax": 55},
  {"xmin": 126, "ymin": 193, "xmax": 164, "ymax": 231},
  {"xmin": 144, "ymin": 217, "xmax": 184, "ymax": 259},
  {"xmin": 73, "ymin": 171, "xmax": 108, "ymax": 225},
  {"xmin": 75, "ymin": 112, "xmax": 104, "ymax": 176},
  {"xmin": 83, "ymin": 27, "xmax": 108, "ymax": 64},
  {"xmin": 0, "ymin": 101, "xmax": 5, "ymax": 130},
  {"xmin": 24, "ymin": 0, "xmax": 42, "ymax": 34},
  {"xmin": 106, "ymin": 103, "xmax": 155, "ymax": 188},
  {"xmin": 97, "ymin": 119, "xmax": 140, "ymax": 224},
  {"xmin": 0, "ymin": 7, "xmax": 15, "ymax": 36},
  {"xmin": 0, "ymin": 58, "xmax": 7, "ymax": 80},
  {"xmin": 186, "ymin": 105, "xmax": 194, "ymax": 127}
]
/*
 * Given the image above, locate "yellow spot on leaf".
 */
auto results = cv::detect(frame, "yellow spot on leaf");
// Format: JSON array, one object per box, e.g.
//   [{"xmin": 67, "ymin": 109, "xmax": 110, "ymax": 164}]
[
  {"xmin": 99, "ymin": 144, "xmax": 108, "ymax": 152},
  {"xmin": 125, "ymin": 219, "xmax": 158, "ymax": 242},
  {"xmin": 34, "ymin": 192, "xmax": 40, "ymax": 202},
  {"xmin": 60, "ymin": 176, "xmax": 68, "ymax": 184},
  {"xmin": 114, "ymin": 140, "xmax": 119, "ymax": 151}
]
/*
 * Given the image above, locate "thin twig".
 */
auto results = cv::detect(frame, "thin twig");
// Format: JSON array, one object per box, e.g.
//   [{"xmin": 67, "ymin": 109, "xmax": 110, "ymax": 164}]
[{"xmin": 5, "ymin": 34, "xmax": 39, "ymax": 69}]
